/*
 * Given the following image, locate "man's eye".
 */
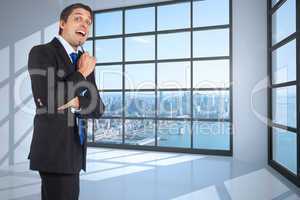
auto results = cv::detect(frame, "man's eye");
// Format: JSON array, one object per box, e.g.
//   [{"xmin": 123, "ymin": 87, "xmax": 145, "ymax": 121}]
[
  {"xmin": 75, "ymin": 16, "xmax": 81, "ymax": 22},
  {"xmin": 85, "ymin": 20, "xmax": 92, "ymax": 26}
]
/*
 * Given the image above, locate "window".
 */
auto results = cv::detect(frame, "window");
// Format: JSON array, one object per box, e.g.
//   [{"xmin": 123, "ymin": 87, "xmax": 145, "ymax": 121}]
[
  {"xmin": 272, "ymin": 128, "xmax": 297, "ymax": 174},
  {"xmin": 272, "ymin": 40, "xmax": 296, "ymax": 84},
  {"xmin": 95, "ymin": 38, "xmax": 122, "ymax": 63},
  {"xmin": 95, "ymin": 11, "xmax": 122, "ymax": 36},
  {"xmin": 193, "ymin": 29, "xmax": 229, "ymax": 57},
  {"xmin": 268, "ymin": 0, "xmax": 299, "ymax": 185},
  {"xmin": 193, "ymin": 60, "xmax": 230, "ymax": 88},
  {"xmin": 158, "ymin": 32, "xmax": 191, "ymax": 59},
  {"xmin": 193, "ymin": 0, "xmax": 229, "ymax": 27},
  {"xmin": 125, "ymin": 7, "xmax": 155, "ymax": 33},
  {"xmin": 89, "ymin": 0, "xmax": 232, "ymax": 155},
  {"xmin": 157, "ymin": 2, "xmax": 190, "ymax": 31},
  {"xmin": 272, "ymin": 86, "xmax": 296, "ymax": 128},
  {"xmin": 271, "ymin": 0, "xmax": 296, "ymax": 44},
  {"xmin": 125, "ymin": 64, "xmax": 155, "ymax": 90},
  {"xmin": 193, "ymin": 122, "xmax": 230, "ymax": 150},
  {"xmin": 157, "ymin": 62, "xmax": 191, "ymax": 89},
  {"xmin": 125, "ymin": 35, "xmax": 155, "ymax": 61}
]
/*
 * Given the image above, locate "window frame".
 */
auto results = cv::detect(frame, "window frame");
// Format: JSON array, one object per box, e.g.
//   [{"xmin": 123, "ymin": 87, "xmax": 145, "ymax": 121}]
[
  {"xmin": 87, "ymin": 0, "xmax": 233, "ymax": 156},
  {"xmin": 268, "ymin": 0, "xmax": 300, "ymax": 187}
]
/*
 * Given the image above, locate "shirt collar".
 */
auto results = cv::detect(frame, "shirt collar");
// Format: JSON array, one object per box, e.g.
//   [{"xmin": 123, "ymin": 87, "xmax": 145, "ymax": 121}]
[{"xmin": 56, "ymin": 35, "xmax": 80, "ymax": 60}]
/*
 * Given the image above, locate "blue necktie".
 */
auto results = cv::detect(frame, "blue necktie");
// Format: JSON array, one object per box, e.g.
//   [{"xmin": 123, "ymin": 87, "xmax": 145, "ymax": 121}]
[
  {"xmin": 70, "ymin": 52, "xmax": 85, "ymax": 145},
  {"xmin": 70, "ymin": 52, "xmax": 78, "ymax": 65}
]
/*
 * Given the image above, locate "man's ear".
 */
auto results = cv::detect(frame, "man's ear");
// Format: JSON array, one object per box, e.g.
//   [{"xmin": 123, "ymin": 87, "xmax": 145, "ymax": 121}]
[{"xmin": 59, "ymin": 20, "xmax": 65, "ymax": 32}]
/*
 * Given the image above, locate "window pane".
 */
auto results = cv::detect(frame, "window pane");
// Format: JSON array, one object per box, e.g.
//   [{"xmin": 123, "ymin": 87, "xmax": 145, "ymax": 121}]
[
  {"xmin": 158, "ymin": 91, "xmax": 191, "ymax": 118},
  {"xmin": 158, "ymin": 62, "xmax": 191, "ymax": 89},
  {"xmin": 158, "ymin": 2, "xmax": 190, "ymax": 31},
  {"xmin": 125, "ymin": 64, "xmax": 155, "ymax": 89},
  {"xmin": 95, "ymin": 65, "xmax": 122, "ymax": 90},
  {"xmin": 193, "ymin": 91, "xmax": 230, "ymax": 119},
  {"xmin": 87, "ymin": 119, "xmax": 94, "ymax": 142},
  {"xmin": 100, "ymin": 92, "xmax": 122, "ymax": 117},
  {"xmin": 88, "ymin": 23, "xmax": 93, "ymax": 38},
  {"xmin": 272, "ymin": 0, "xmax": 296, "ymax": 44},
  {"xmin": 272, "ymin": 86, "xmax": 296, "ymax": 128},
  {"xmin": 125, "ymin": 7, "xmax": 155, "ymax": 33},
  {"xmin": 272, "ymin": 40, "xmax": 296, "ymax": 84},
  {"xmin": 95, "ymin": 38, "xmax": 122, "ymax": 63},
  {"xmin": 95, "ymin": 11, "xmax": 122, "ymax": 36},
  {"xmin": 94, "ymin": 119, "xmax": 123, "ymax": 144},
  {"xmin": 158, "ymin": 32, "xmax": 191, "ymax": 59},
  {"xmin": 193, "ymin": 60, "xmax": 230, "ymax": 88},
  {"xmin": 82, "ymin": 40, "xmax": 93, "ymax": 55},
  {"xmin": 193, "ymin": 29, "xmax": 229, "ymax": 57},
  {"xmin": 158, "ymin": 120, "xmax": 191, "ymax": 148},
  {"xmin": 273, "ymin": 128, "xmax": 297, "ymax": 174},
  {"xmin": 272, "ymin": 0, "xmax": 280, "ymax": 7},
  {"xmin": 193, "ymin": 0, "xmax": 229, "ymax": 27},
  {"xmin": 125, "ymin": 35, "xmax": 155, "ymax": 61},
  {"xmin": 193, "ymin": 122, "xmax": 230, "ymax": 150},
  {"xmin": 125, "ymin": 92, "xmax": 155, "ymax": 117},
  {"xmin": 125, "ymin": 119, "xmax": 155, "ymax": 146}
]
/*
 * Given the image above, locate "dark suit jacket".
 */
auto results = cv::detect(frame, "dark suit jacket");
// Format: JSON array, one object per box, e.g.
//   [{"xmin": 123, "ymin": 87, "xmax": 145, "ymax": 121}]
[{"xmin": 28, "ymin": 38, "xmax": 105, "ymax": 174}]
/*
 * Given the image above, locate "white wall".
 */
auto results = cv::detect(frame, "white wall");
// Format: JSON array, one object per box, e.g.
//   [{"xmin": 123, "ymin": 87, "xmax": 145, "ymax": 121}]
[{"xmin": 232, "ymin": 0, "xmax": 268, "ymax": 166}]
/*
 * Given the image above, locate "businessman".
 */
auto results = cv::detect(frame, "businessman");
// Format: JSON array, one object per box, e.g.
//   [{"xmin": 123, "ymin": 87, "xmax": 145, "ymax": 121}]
[{"xmin": 28, "ymin": 3, "xmax": 104, "ymax": 200}]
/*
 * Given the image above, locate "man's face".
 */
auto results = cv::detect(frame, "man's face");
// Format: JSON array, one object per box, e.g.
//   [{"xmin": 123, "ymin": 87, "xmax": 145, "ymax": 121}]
[{"xmin": 59, "ymin": 8, "xmax": 92, "ymax": 49}]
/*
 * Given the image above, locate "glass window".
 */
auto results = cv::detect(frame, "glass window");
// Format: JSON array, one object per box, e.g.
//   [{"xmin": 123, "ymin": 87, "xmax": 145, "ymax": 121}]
[
  {"xmin": 272, "ymin": 40, "xmax": 296, "ymax": 84},
  {"xmin": 193, "ymin": 91, "xmax": 230, "ymax": 119},
  {"xmin": 95, "ymin": 65, "xmax": 122, "ymax": 90},
  {"xmin": 87, "ymin": 119, "xmax": 94, "ymax": 142},
  {"xmin": 125, "ymin": 7, "xmax": 155, "ymax": 33},
  {"xmin": 94, "ymin": 119, "xmax": 123, "ymax": 144},
  {"xmin": 88, "ymin": 1, "xmax": 232, "ymax": 152},
  {"xmin": 193, "ymin": 60, "xmax": 230, "ymax": 88},
  {"xmin": 125, "ymin": 92, "xmax": 155, "ymax": 117},
  {"xmin": 88, "ymin": 23, "xmax": 93, "ymax": 38},
  {"xmin": 95, "ymin": 11, "xmax": 122, "ymax": 36},
  {"xmin": 158, "ymin": 91, "xmax": 191, "ymax": 118},
  {"xmin": 125, "ymin": 64, "xmax": 155, "ymax": 90},
  {"xmin": 158, "ymin": 32, "xmax": 191, "ymax": 59},
  {"xmin": 99, "ymin": 92, "xmax": 122, "ymax": 117},
  {"xmin": 272, "ymin": 0, "xmax": 281, "ymax": 7},
  {"xmin": 158, "ymin": 62, "xmax": 191, "ymax": 89},
  {"xmin": 272, "ymin": 128, "xmax": 297, "ymax": 174},
  {"xmin": 124, "ymin": 119, "xmax": 155, "ymax": 146},
  {"xmin": 272, "ymin": 0, "xmax": 296, "ymax": 44},
  {"xmin": 193, "ymin": 122, "xmax": 230, "ymax": 150},
  {"xmin": 157, "ymin": 120, "xmax": 191, "ymax": 148},
  {"xmin": 125, "ymin": 35, "xmax": 155, "ymax": 61},
  {"xmin": 95, "ymin": 38, "xmax": 122, "ymax": 63},
  {"xmin": 272, "ymin": 86, "xmax": 296, "ymax": 128},
  {"xmin": 193, "ymin": 0, "xmax": 229, "ymax": 27},
  {"xmin": 193, "ymin": 29, "xmax": 229, "ymax": 57},
  {"xmin": 157, "ymin": 2, "xmax": 190, "ymax": 31},
  {"xmin": 82, "ymin": 40, "xmax": 93, "ymax": 55}
]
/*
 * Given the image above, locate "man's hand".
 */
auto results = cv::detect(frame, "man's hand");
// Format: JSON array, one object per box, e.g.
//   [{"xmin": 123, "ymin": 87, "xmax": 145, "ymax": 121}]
[
  {"xmin": 57, "ymin": 97, "xmax": 79, "ymax": 111},
  {"xmin": 77, "ymin": 52, "xmax": 96, "ymax": 78}
]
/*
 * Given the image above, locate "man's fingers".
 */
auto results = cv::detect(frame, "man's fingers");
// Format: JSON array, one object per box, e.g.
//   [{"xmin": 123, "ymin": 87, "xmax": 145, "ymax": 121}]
[
  {"xmin": 57, "ymin": 98, "xmax": 78, "ymax": 111},
  {"xmin": 57, "ymin": 103, "xmax": 70, "ymax": 111},
  {"xmin": 57, "ymin": 101, "xmax": 72, "ymax": 111}
]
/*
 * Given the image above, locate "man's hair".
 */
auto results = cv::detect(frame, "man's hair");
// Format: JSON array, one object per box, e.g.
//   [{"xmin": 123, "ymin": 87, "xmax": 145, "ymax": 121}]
[{"xmin": 59, "ymin": 3, "xmax": 93, "ymax": 35}]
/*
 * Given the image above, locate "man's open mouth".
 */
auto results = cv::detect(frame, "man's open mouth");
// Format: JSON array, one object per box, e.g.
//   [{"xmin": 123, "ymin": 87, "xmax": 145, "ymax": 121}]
[{"xmin": 76, "ymin": 30, "xmax": 86, "ymax": 37}]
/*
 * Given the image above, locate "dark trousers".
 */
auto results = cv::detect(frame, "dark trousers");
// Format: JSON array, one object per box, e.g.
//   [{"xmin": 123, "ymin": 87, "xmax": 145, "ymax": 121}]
[{"xmin": 39, "ymin": 172, "xmax": 79, "ymax": 200}]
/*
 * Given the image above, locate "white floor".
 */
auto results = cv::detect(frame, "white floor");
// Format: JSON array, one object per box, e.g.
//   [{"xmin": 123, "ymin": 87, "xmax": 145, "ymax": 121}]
[{"xmin": 0, "ymin": 147, "xmax": 299, "ymax": 200}]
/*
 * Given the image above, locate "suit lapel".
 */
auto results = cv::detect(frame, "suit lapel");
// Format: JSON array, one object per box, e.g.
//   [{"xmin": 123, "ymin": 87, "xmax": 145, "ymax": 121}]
[{"xmin": 50, "ymin": 38, "xmax": 75, "ymax": 75}]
